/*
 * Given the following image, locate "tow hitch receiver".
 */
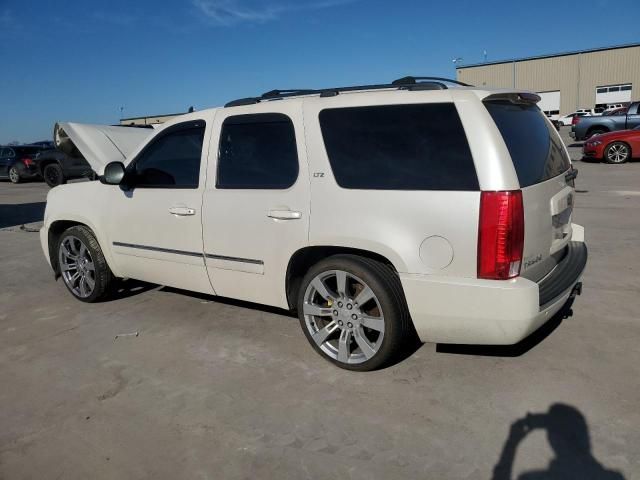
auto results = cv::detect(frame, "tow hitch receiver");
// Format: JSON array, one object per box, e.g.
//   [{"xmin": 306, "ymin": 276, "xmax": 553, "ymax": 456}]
[{"xmin": 570, "ymin": 282, "xmax": 583, "ymax": 299}]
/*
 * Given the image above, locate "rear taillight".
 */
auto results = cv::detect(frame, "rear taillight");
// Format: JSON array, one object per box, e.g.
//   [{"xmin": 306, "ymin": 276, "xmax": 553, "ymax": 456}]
[
  {"xmin": 478, "ymin": 190, "xmax": 524, "ymax": 280},
  {"xmin": 571, "ymin": 116, "xmax": 581, "ymax": 125},
  {"xmin": 22, "ymin": 157, "xmax": 34, "ymax": 167}
]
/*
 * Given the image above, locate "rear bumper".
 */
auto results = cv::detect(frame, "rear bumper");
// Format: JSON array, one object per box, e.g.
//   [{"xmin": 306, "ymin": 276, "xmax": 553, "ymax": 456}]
[
  {"xmin": 14, "ymin": 163, "xmax": 40, "ymax": 179},
  {"xmin": 400, "ymin": 227, "xmax": 587, "ymax": 345}
]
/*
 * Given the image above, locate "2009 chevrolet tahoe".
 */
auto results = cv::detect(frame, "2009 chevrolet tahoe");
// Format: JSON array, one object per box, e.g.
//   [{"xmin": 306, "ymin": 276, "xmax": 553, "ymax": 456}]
[{"xmin": 41, "ymin": 76, "xmax": 587, "ymax": 371}]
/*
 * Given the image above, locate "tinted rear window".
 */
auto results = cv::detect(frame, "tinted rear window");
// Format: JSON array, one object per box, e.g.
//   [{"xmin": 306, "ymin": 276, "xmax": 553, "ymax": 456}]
[
  {"xmin": 319, "ymin": 103, "xmax": 478, "ymax": 190},
  {"xmin": 485, "ymin": 102, "xmax": 570, "ymax": 187},
  {"xmin": 14, "ymin": 147, "xmax": 42, "ymax": 155},
  {"xmin": 217, "ymin": 113, "xmax": 299, "ymax": 189}
]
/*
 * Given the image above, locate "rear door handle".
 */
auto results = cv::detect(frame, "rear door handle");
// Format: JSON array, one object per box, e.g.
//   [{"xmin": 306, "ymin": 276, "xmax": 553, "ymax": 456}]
[
  {"xmin": 169, "ymin": 206, "xmax": 196, "ymax": 216},
  {"xmin": 268, "ymin": 209, "xmax": 302, "ymax": 220}
]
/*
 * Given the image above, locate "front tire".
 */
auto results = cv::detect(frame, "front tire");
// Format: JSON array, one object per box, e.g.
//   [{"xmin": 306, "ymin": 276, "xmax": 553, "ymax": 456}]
[
  {"xmin": 9, "ymin": 166, "xmax": 21, "ymax": 184},
  {"xmin": 44, "ymin": 163, "xmax": 66, "ymax": 187},
  {"xmin": 57, "ymin": 225, "xmax": 114, "ymax": 302},
  {"xmin": 297, "ymin": 255, "xmax": 414, "ymax": 371},
  {"xmin": 604, "ymin": 142, "xmax": 630, "ymax": 164}
]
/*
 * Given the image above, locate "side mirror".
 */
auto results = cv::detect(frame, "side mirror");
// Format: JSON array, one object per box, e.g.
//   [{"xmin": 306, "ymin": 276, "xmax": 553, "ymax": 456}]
[{"xmin": 100, "ymin": 161, "xmax": 126, "ymax": 185}]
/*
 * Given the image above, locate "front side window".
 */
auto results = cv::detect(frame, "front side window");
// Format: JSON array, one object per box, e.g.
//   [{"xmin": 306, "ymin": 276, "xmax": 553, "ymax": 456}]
[
  {"xmin": 216, "ymin": 113, "xmax": 299, "ymax": 189},
  {"xmin": 132, "ymin": 121, "xmax": 205, "ymax": 188},
  {"xmin": 319, "ymin": 103, "xmax": 478, "ymax": 190}
]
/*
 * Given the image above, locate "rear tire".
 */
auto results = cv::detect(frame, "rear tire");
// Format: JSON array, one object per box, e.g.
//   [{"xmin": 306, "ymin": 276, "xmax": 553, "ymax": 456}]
[
  {"xmin": 604, "ymin": 142, "xmax": 630, "ymax": 164},
  {"xmin": 9, "ymin": 166, "xmax": 21, "ymax": 184},
  {"xmin": 44, "ymin": 163, "xmax": 66, "ymax": 188},
  {"xmin": 297, "ymin": 254, "xmax": 415, "ymax": 371},
  {"xmin": 57, "ymin": 225, "xmax": 114, "ymax": 302}
]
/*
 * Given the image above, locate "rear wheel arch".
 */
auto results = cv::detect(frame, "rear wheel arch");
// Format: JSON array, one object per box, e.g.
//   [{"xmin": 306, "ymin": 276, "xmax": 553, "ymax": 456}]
[
  {"xmin": 37, "ymin": 159, "xmax": 56, "ymax": 176},
  {"xmin": 586, "ymin": 126, "xmax": 609, "ymax": 138},
  {"xmin": 285, "ymin": 246, "xmax": 402, "ymax": 310}
]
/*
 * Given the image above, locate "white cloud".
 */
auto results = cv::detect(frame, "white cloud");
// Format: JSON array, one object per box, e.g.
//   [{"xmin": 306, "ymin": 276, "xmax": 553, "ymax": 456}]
[{"xmin": 193, "ymin": 0, "xmax": 355, "ymax": 26}]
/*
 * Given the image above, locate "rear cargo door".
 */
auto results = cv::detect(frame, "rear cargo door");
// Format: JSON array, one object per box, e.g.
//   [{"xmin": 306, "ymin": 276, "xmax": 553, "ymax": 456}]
[{"xmin": 485, "ymin": 100, "xmax": 573, "ymax": 282}]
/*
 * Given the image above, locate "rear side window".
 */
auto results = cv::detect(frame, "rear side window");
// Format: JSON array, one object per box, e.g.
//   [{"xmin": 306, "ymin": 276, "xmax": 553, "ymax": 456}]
[
  {"xmin": 485, "ymin": 102, "xmax": 570, "ymax": 187},
  {"xmin": 319, "ymin": 103, "xmax": 478, "ymax": 190},
  {"xmin": 14, "ymin": 147, "xmax": 41, "ymax": 156},
  {"xmin": 217, "ymin": 113, "xmax": 299, "ymax": 189}
]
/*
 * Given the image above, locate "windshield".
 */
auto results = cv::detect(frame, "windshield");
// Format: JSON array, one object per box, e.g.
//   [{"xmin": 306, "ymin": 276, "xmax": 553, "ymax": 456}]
[{"xmin": 485, "ymin": 101, "xmax": 571, "ymax": 187}]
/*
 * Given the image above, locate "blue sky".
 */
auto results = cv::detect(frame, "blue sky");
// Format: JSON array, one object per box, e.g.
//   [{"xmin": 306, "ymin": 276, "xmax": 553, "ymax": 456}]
[{"xmin": 1, "ymin": 0, "xmax": 639, "ymax": 143}]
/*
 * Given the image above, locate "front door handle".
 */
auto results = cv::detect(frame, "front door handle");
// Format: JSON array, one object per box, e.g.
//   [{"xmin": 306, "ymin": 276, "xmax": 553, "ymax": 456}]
[
  {"xmin": 268, "ymin": 209, "xmax": 302, "ymax": 220},
  {"xmin": 169, "ymin": 206, "xmax": 196, "ymax": 216}
]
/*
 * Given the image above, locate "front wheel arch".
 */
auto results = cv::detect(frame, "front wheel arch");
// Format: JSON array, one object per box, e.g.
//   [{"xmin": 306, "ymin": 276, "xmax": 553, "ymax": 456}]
[{"xmin": 48, "ymin": 220, "xmax": 115, "ymax": 278}]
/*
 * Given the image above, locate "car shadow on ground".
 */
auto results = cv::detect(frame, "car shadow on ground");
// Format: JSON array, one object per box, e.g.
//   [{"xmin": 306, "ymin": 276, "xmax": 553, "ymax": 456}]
[
  {"xmin": 0, "ymin": 202, "xmax": 46, "ymax": 229},
  {"xmin": 436, "ymin": 299, "xmax": 574, "ymax": 358},
  {"xmin": 103, "ymin": 282, "xmax": 566, "ymax": 366},
  {"xmin": 492, "ymin": 403, "xmax": 625, "ymax": 479},
  {"xmin": 105, "ymin": 278, "xmax": 159, "ymax": 302},
  {"xmin": 160, "ymin": 286, "xmax": 296, "ymax": 318},
  {"xmin": 159, "ymin": 285, "xmax": 423, "ymax": 366}
]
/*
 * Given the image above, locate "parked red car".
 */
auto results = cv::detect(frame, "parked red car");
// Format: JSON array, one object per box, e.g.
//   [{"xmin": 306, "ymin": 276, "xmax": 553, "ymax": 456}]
[{"xmin": 583, "ymin": 126, "xmax": 640, "ymax": 163}]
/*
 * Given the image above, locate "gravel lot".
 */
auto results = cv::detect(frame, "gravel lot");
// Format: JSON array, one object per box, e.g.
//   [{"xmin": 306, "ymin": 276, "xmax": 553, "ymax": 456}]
[{"xmin": 1, "ymin": 128, "xmax": 638, "ymax": 479}]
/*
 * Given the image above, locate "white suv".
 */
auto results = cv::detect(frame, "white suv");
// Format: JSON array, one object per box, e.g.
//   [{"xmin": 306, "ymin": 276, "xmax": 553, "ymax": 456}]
[{"xmin": 41, "ymin": 77, "xmax": 587, "ymax": 371}]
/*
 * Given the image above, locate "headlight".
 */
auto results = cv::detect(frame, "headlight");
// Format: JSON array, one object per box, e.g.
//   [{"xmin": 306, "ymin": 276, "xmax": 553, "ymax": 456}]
[{"xmin": 587, "ymin": 140, "xmax": 602, "ymax": 147}]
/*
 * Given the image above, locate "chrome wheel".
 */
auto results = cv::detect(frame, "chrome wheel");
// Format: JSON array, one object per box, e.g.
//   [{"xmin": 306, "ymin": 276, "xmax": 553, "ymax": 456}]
[
  {"xmin": 58, "ymin": 235, "xmax": 96, "ymax": 298},
  {"xmin": 302, "ymin": 270, "xmax": 385, "ymax": 364},
  {"xmin": 606, "ymin": 143, "xmax": 629, "ymax": 163},
  {"xmin": 9, "ymin": 167, "xmax": 19, "ymax": 183}
]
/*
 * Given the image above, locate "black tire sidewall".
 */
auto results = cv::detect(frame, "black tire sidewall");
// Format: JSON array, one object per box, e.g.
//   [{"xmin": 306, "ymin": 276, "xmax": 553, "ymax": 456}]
[
  {"xmin": 297, "ymin": 255, "xmax": 409, "ymax": 371},
  {"xmin": 44, "ymin": 163, "xmax": 65, "ymax": 187},
  {"xmin": 57, "ymin": 225, "xmax": 113, "ymax": 302}
]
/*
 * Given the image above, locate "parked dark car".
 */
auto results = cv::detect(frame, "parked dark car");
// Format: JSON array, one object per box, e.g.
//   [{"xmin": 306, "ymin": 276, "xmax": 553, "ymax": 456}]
[
  {"xmin": 31, "ymin": 140, "xmax": 55, "ymax": 149},
  {"xmin": 0, "ymin": 145, "xmax": 46, "ymax": 183},
  {"xmin": 571, "ymin": 102, "xmax": 640, "ymax": 140},
  {"xmin": 35, "ymin": 149, "xmax": 93, "ymax": 187}
]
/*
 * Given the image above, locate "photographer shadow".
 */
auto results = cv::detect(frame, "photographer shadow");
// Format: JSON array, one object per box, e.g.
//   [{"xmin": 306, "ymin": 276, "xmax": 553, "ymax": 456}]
[{"xmin": 492, "ymin": 404, "xmax": 625, "ymax": 480}]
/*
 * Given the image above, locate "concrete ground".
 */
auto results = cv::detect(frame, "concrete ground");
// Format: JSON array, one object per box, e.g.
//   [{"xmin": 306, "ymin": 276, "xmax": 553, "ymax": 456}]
[{"xmin": 1, "ymin": 129, "xmax": 639, "ymax": 479}]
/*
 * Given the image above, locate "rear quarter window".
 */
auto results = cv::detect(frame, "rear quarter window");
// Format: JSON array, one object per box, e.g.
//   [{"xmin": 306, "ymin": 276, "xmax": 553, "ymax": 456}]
[
  {"xmin": 484, "ymin": 102, "xmax": 570, "ymax": 187},
  {"xmin": 319, "ymin": 103, "xmax": 478, "ymax": 191}
]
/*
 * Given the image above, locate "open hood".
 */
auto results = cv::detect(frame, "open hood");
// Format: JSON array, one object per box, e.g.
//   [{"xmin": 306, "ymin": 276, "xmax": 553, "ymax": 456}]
[{"xmin": 53, "ymin": 122, "xmax": 153, "ymax": 174}]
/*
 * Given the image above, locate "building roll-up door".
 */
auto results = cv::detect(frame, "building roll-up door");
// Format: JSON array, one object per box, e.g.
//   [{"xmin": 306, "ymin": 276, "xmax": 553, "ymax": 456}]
[{"xmin": 537, "ymin": 91, "xmax": 561, "ymax": 120}]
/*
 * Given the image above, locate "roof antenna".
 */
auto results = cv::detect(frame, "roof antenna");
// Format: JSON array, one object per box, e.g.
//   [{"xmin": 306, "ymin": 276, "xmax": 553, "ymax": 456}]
[{"xmin": 188, "ymin": 106, "xmax": 195, "ymax": 113}]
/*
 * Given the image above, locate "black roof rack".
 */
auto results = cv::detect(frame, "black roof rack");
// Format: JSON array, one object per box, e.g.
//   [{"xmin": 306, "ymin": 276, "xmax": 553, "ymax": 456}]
[
  {"xmin": 224, "ymin": 76, "xmax": 473, "ymax": 108},
  {"xmin": 391, "ymin": 76, "xmax": 472, "ymax": 87}
]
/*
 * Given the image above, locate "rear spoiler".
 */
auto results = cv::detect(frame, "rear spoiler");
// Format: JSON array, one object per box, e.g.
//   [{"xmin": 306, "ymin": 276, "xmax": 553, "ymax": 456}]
[
  {"xmin": 483, "ymin": 92, "xmax": 541, "ymax": 105},
  {"xmin": 53, "ymin": 122, "xmax": 153, "ymax": 174}
]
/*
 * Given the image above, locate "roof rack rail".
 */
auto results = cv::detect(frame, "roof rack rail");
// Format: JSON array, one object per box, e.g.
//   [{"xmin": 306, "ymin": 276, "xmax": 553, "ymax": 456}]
[
  {"xmin": 392, "ymin": 76, "xmax": 473, "ymax": 87},
  {"xmin": 223, "ymin": 76, "xmax": 473, "ymax": 107}
]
